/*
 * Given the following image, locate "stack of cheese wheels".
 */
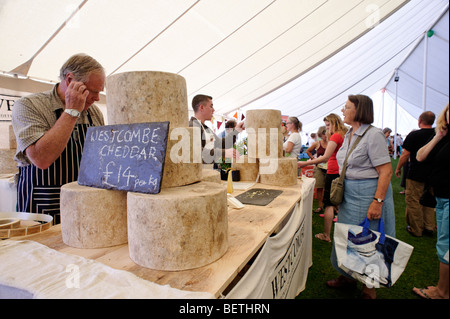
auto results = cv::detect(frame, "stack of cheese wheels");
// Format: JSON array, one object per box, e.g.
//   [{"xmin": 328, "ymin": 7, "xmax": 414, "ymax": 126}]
[
  {"xmin": 245, "ymin": 109, "xmax": 297, "ymax": 186},
  {"xmin": 61, "ymin": 71, "xmax": 228, "ymax": 268},
  {"xmin": 105, "ymin": 71, "xmax": 228, "ymax": 270},
  {"xmin": 106, "ymin": 71, "xmax": 202, "ymax": 188}
]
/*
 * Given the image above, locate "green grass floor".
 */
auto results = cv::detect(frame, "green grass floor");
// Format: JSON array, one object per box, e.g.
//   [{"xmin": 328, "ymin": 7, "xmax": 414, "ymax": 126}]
[{"xmin": 297, "ymin": 158, "xmax": 440, "ymax": 299}]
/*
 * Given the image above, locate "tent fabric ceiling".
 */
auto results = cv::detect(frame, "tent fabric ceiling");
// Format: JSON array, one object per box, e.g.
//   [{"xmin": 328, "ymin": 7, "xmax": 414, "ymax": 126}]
[
  {"xmin": 1, "ymin": 0, "xmax": 409, "ymax": 114},
  {"xmin": 243, "ymin": 0, "xmax": 449, "ymax": 135}
]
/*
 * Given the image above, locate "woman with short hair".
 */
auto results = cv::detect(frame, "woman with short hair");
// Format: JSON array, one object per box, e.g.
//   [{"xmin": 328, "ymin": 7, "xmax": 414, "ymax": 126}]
[{"xmin": 327, "ymin": 94, "xmax": 395, "ymax": 299}]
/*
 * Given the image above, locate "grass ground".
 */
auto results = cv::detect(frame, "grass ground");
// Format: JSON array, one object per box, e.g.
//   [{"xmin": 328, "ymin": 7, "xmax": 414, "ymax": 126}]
[{"xmin": 297, "ymin": 158, "xmax": 440, "ymax": 299}]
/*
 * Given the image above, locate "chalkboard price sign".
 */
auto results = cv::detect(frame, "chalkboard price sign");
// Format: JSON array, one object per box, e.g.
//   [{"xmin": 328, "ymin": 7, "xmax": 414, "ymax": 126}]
[{"xmin": 77, "ymin": 122, "xmax": 169, "ymax": 194}]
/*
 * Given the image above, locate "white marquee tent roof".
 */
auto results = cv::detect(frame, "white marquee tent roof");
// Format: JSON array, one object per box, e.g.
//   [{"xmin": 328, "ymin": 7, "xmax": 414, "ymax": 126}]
[
  {"xmin": 1, "ymin": 0, "xmax": 448, "ymax": 136},
  {"xmin": 384, "ymin": 6, "xmax": 449, "ymax": 121},
  {"xmin": 243, "ymin": 0, "xmax": 449, "ymax": 135}
]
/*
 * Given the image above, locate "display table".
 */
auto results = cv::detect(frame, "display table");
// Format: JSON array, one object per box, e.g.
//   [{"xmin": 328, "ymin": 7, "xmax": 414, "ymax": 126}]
[{"xmin": 1, "ymin": 178, "xmax": 314, "ymax": 299}]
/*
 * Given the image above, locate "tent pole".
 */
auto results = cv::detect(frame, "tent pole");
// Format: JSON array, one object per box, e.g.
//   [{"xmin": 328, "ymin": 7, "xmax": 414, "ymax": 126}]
[
  {"xmin": 422, "ymin": 33, "xmax": 429, "ymax": 111},
  {"xmin": 394, "ymin": 70, "xmax": 399, "ymax": 159},
  {"xmin": 381, "ymin": 89, "xmax": 385, "ymax": 129}
]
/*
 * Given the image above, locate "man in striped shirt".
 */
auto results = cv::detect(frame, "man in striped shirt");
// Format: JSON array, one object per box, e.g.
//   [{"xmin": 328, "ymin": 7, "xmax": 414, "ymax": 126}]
[{"xmin": 12, "ymin": 54, "xmax": 105, "ymax": 224}]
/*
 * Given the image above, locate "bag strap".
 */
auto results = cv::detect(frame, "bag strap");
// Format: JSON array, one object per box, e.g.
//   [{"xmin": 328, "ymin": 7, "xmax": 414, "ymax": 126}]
[
  {"xmin": 338, "ymin": 125, "xmax": 373, "ymax": 180},
  {"xmin": 360, "ymin": 217, "xmax": 385, "ymax": 244}
]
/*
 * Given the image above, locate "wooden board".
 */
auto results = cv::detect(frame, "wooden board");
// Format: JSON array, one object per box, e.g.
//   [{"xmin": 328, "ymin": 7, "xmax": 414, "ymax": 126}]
[
  {"xmin": 235, "ymin": 188, "xmax": 283, "ymax": 206},
  {"xmin": 77, "ymin": 122, "xmax": 169, "ymax": 194},
  {"xmin": 12, "ymin": 181, "xmax": 303, "ymax": 298}
]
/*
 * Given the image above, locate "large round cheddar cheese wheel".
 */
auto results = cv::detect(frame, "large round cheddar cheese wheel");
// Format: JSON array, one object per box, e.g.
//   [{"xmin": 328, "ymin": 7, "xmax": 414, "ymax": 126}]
[
  {"xmin": 106, "ymin": 71, "xmax": 189, "ymax": 128},
  {"xmin": 127, "ymin": 181, "xmax": 228, "ymax": 271},
  {"xmin": 259, "ymin": 157, "xmax": 298, "ymax": 186},
  {"xmin": 60, "ymin": 182, "xmax": 128, "ymax": 248}
]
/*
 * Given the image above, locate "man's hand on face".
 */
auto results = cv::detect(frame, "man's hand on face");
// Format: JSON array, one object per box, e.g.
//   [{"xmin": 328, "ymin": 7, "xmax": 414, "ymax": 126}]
[{"xmin": 65, "ymin": 79, "xmax": 89, "ymax": 112}]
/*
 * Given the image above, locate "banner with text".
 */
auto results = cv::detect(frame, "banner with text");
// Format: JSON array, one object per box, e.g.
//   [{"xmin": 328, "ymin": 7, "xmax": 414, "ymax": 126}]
[
  {"xmin": 0, "ymin": 92, "xmax": 19, "ymax": 122},
  {"xmin": 226, "ymin": 177, "xmax": 315, "ymax": 299}
]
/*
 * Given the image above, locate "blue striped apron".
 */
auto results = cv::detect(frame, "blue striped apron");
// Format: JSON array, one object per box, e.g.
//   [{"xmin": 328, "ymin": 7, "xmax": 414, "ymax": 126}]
[{"xmin": 16, "ymin": 109, "xmax": 93, "ymax": 224}]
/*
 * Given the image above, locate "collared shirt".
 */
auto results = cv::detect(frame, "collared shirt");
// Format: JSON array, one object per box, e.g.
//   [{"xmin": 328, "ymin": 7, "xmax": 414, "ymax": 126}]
[
  {"xmin": 189, "ymin": 116, "xmax": 235, "ymax": 164},
  {"xmin": 12, "ymin": 84, "xmax": 105, "ymax": 167},
  {"xmin": 336, "ymin": 124, "xmax": 390, "ymax": 180},
  {"xmin": 189, "ymin": 116, "xmax": 215, "ymax": 148}
]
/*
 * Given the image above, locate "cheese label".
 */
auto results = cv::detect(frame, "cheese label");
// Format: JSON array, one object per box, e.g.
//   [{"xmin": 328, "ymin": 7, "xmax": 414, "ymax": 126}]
[{"xmin": 78, "ymin": 122, "xmax": 169, "ymax": 194}]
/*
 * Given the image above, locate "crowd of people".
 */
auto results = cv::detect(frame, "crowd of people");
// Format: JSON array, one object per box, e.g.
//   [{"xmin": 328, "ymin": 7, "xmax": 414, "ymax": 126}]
[
  {"xmin": 284, "ymin": 97, "xmax": 448, "ymax": 299},
  {"xmin": 382, "ymin": 127, "xmax": 404, "ymax": 156},
  {"xmin": 11, "ymin": 53, "xmax": 448, "ymax": 300},
  {"xmin": 191, "ymin": 93, "xmax": 448, "ymax": 299}
]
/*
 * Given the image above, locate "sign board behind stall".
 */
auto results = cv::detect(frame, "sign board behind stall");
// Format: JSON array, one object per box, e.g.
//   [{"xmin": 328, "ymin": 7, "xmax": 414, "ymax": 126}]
[
  {"xmin": 78, "ymin": 122, "xmax": 169, "ymax": 194},
  {"xmin": 0, "ymin": 93, "xmax": 19, "ymax": 122}
]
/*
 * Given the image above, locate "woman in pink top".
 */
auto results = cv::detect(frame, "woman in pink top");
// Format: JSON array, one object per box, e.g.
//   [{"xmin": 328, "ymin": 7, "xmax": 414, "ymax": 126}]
[{"xmin": 298, "ymin": 114, "xmax": 347, "ymax": 242}]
